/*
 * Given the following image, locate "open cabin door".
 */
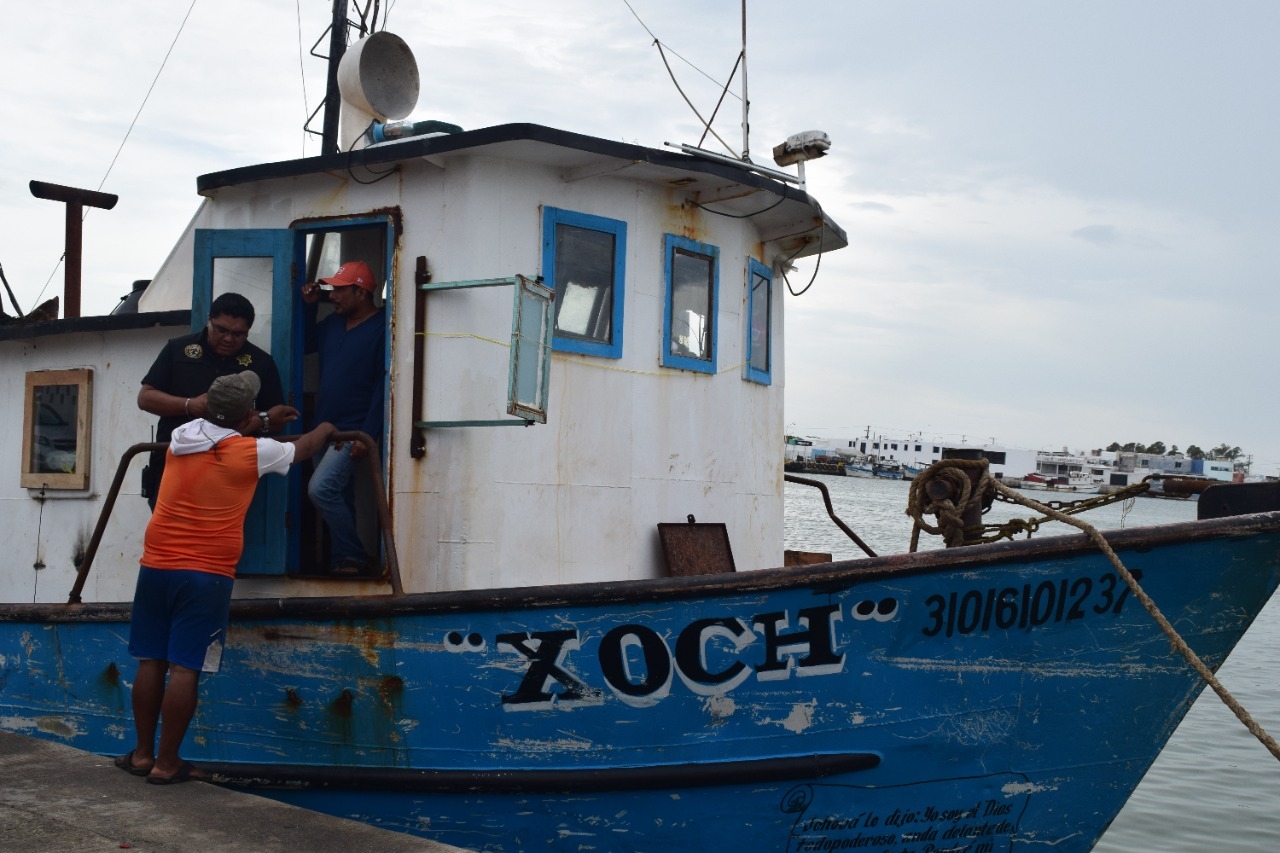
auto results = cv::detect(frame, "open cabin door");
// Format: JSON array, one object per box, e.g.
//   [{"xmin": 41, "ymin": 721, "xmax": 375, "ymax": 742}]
[{"xmin": 192, "ymin": 229, "xmax": 294, "ymax": 575}]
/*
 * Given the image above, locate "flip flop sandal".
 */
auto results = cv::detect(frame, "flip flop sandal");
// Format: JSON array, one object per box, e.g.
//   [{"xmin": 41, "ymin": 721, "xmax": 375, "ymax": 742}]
[
  {"xmin": 145, "ymin": 761, "xmax": 204, "ymax": 785},
  {"xmin": 114, "ymin": 750, "xmax": 153, "ymax": 777}
]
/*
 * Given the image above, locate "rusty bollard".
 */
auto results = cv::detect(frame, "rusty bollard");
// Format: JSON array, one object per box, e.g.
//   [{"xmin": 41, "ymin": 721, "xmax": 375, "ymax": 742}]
[{"xmin": 931, "ymin": 449, "xmax": 991, "ymax": 546}]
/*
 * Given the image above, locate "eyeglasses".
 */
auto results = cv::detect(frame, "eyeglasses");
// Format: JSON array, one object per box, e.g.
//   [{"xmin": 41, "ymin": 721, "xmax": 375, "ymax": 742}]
[{"xmin": 209, "ymin": 322, "xmax": 249, "ymax": 341}]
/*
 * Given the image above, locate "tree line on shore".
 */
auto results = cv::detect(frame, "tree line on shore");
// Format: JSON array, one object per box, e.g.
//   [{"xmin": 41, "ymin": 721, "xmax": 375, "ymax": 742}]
[{"xmin": 1105, "ymin": 441, "xmax": 1247, "ymax": 465}]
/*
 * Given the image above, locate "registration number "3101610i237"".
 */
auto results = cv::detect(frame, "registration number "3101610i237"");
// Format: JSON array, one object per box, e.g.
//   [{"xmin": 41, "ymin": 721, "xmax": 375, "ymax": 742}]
[{"xmin": 920, "ymin": 570, "xmax": 1145, "ymax": 638}]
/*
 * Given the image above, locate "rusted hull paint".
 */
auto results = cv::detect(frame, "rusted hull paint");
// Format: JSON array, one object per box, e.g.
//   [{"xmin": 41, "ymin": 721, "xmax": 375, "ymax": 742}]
[{"xmin": 1, "ymin": 516, "xmax": 1279, "ymax": 852}]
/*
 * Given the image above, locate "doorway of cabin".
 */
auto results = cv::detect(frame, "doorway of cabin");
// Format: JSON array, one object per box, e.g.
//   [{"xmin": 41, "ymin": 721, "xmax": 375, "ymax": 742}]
[{"xmin": 292, "ymin": 218, "xmax": 394, "ymax": 576}]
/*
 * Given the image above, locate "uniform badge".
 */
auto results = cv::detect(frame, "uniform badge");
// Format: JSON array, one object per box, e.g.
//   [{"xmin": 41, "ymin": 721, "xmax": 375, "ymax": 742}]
[
  {"xmin": 236, "ymin": 354, "xmax": 253, "ymax": 367},
  {"xmin": 184, "ymin": 344, "xmax": 203, "ymax": 359}
]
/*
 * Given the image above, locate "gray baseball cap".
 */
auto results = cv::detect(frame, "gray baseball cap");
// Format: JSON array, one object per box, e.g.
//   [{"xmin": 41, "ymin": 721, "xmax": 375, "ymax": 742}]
[{"xmin": 206, "ymin": 371, "xmax": 261, "ymax": 423}]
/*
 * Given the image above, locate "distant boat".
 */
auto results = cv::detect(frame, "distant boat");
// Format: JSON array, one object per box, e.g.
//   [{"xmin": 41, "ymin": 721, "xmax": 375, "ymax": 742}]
[
  {"xmin": 901, "ymin": 462, "xmax": 926, "ymax": 480},
  {"xmin": 1028, "ymin": 450, "xmax": 1112, "ymax": 492},
  {"xmin": 1022, "ymin": 472, "xmax": 1097, "ymax": 492},
  {"xmin": 872, "ymin": 461, "xmax": 904, "ymax": 479},
  {"xmin": 846, "ymin": 459, "xmax": 875, "ymax": 478},
  {"xmin": 845, "ymin": 458, "xmax": 903, "ymax": 479}
]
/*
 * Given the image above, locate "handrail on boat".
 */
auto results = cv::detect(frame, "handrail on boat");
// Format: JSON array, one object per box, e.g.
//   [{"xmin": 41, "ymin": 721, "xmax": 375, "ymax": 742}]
[
  {"xmin": 68, "ymin": 441, "xmax": 158, "ymax": 604},
  {"xmin": 784, "ymin": 473, "xmax": 877, "ymax": 558},
  {"xmin": 68, "ymin": 431, "xmax": 402, "ymax": 604}
]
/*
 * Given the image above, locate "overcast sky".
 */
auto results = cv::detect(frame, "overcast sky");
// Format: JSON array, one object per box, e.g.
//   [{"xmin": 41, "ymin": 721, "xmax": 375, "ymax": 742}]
[{"xmin": 3, "ymin": 1, "xmax": 1277, "ymax": 473}]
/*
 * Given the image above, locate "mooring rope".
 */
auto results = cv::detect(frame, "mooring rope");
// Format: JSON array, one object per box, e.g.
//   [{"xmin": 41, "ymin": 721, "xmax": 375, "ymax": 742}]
[
  {"xmin": 906, "ymin": 459, "xmax": 986, "ymax": 551},
  {"xmin": 907, "ymin": 459, "xmax": 1280, "ymax": 763}
]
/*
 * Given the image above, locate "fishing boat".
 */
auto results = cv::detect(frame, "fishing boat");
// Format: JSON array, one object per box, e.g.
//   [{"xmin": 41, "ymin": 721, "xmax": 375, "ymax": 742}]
[
  {"xmin": 846, "ymin": 458, "xmax": 876, "ymax": 478},
  {"xmin": 1020, "ymin": 472, "xmax": 1098, "ymax": 492},
  {"xmin": 871, "ymin": 461, "xmax": 904, "ymax": 480},
  {"xmin": 848, "ymin": 458, "xmax": 904, "ymax": 480},
  {"xmin": 1022, "ymin": 450, "xmax": 1111, "ymax": 493},
  {"xmin": 3, "ymin": 11, "xmax": 1280, "ymax": 853}
]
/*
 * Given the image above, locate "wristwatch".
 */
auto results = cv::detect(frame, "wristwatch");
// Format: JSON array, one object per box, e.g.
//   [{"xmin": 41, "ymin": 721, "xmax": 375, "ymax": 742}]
[{"xmin": 258, "ymin": 411, "xmax": 270, "ymax": 433}]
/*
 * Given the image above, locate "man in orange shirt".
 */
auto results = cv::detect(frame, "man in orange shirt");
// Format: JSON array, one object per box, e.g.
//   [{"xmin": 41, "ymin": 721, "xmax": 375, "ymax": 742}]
[{"xmin": 115, "ymin": 371, "xmax": 335, "ymax": 784}]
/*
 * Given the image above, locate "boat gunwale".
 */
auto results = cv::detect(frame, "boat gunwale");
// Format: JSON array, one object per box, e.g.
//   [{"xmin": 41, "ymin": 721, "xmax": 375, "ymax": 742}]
[{"xmin": 5, "ymin": 510, "xmax": 1278, "ymax": 624}]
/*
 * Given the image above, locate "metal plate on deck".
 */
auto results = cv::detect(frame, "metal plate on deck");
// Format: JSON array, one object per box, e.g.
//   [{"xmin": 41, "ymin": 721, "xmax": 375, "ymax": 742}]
[
  {"xmin": 1199, "ymin": 481, "xmax": 1280, "ymax": 520},
  {"xmin": 657, "ymin": 522, "xmax": 736, "ymax": 576}
]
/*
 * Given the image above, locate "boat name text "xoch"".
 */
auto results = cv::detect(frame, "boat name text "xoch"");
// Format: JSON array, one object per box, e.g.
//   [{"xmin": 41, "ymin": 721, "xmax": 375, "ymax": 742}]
[
  {"xmin": 496, "ymin": 603, "xmax": 847, "ymax": 710},
  {"xmin": 492, "ymin": 571, "xmax": 1145, "ymax": 710}
]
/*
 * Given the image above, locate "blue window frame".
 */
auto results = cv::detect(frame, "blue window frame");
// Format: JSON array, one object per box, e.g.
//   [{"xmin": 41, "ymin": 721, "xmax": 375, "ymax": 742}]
[
  {"xmin": 662, "ymin": 234, "xmax": 719, "ymax": 374},
  {"xmin": 744, "ymin": 258, "xmax": 772, "ymax": 385},
  {"xmin": 542, "ymin": 207, "xmax": 626, "ymax": 358}
]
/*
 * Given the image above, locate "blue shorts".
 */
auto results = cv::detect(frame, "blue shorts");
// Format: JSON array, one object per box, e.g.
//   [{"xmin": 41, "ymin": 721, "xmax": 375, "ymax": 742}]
[{"xmin": 128, "ymin": 567, "xmax": 234, "ymax": 673}]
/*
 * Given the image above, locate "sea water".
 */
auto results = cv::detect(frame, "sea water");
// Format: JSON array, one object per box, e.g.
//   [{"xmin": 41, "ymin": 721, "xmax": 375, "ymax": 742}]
[{"xmin": 784, "ymin": 475, "xmax": 1280, "ymax": 852}]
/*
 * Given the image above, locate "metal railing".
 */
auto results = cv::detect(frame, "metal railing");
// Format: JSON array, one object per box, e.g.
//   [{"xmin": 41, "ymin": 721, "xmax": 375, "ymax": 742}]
[{"xmin": 68, "ymin": 431, "xmax": 402, "ymax": 603}]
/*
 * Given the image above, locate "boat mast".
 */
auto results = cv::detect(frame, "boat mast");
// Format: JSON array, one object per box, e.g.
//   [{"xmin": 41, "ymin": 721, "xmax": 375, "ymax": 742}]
[
  {"xmin": 740, "ymin": 0, "xmax": 749, "ymax": 161},
  {"xmin": 321, "ymin": 0, "xmax": 350, "ymax": 155}
]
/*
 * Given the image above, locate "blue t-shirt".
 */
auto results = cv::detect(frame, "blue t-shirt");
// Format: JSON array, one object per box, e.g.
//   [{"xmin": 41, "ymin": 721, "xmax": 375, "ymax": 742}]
[{"xmin": 309, "ymin": 308, "xmax": 386, "ymax": 437}]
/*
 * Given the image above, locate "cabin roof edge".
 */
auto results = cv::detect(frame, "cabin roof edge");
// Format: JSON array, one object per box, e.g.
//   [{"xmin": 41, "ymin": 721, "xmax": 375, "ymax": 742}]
[
  {"xmin": 0, "ymin": 309, "xmax": 191, "ymax": 342},
  {"xmin": 199, "ymin": 123, "xmax": 813, "ymax": 199}
]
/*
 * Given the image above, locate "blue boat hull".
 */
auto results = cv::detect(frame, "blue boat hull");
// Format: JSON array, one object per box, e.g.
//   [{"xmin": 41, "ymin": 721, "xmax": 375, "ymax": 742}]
[{"xmin": 3, "ymin": 513, "xmax": 1278, "ymax": 852}]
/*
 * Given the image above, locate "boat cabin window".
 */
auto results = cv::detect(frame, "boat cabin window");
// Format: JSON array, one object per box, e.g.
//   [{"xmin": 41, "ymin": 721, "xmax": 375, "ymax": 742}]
[
  {"xmin": 21, "ymin": 368, "xmax": 92, "ymax": 490},
  {"xmin": 662, "ymin": 234, "xmax": 719, "ymax": 374},
  {"xmin": 744, "ymin": 258, "xmax": 772, "ymax": 385},
  {"xmin": 210, "ymin": 257, "xmax": 275, "ymax": 352},
  {"xmin": 542, "ymin": 207, "xmax": 626, "ymax": 358}
]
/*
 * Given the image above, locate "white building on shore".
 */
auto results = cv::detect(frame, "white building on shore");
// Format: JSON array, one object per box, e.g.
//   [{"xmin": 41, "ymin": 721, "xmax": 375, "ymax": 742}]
[
  {"xmin": 794, "ymin": 430, "xmax": 1035, "ymax": 480},
  {"xmin": 786, "ymin": 429, "xmax": 1248, "ymax": 489}
]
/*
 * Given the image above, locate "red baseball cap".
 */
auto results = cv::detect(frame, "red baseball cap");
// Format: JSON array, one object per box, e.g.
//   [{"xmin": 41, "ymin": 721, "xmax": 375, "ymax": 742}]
[{"xmin": 318, "ymin": 260, "xmax": 376, "ymax": 292}]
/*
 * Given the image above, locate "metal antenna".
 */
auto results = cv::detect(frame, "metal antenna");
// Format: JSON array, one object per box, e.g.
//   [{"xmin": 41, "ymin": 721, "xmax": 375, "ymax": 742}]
[
  {"xmin": 740, "ymin": 0, "xmax": 749, "ymax": 161},
  {"xmin": 321, "ymin": 0, "xmax": 351, "ymax": 155}
]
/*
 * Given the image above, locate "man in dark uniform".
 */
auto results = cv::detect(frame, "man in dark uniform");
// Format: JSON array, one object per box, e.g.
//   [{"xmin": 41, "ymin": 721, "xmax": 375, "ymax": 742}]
[{"xmin": 138, "ymin": 292, "xmax": 288, "ymax": 509}]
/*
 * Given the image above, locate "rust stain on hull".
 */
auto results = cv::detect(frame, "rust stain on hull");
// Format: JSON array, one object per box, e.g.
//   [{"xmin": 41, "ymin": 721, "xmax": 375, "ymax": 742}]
[{"xmin": 234, "ymin": 622, "xmax": 400, "ymax": 671}]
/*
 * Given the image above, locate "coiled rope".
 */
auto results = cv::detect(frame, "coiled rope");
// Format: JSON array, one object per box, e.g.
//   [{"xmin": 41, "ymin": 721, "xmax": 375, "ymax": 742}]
[{"xmin": 906, "ymin": 458, "xmax": 1280, "ymax": 763}]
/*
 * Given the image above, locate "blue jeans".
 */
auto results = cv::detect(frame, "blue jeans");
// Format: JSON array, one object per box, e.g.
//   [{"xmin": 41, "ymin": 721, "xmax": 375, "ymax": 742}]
[{"xmin": 308, "ymin": 443, "xmax": 366, "ymax": 565}]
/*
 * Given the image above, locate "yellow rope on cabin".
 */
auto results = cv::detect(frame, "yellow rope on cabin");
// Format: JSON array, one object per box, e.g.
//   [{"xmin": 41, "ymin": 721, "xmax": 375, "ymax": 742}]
[
  {"xmin": 426, "ymin": 331, "xmax": 511, "ymax": 348},
  {"xmin": 421, "ymin": 331, "xmax": 750, "ymax": 376},
  {"xmin": 907, "ymin": 459, "xmax": 1280, "ymax": 763}
]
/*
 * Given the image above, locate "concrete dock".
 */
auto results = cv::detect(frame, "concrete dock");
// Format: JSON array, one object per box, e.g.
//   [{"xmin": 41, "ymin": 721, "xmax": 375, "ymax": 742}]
[{"xmin": 0, "ymin": 730, "xmax": 468, "ymax": 852}]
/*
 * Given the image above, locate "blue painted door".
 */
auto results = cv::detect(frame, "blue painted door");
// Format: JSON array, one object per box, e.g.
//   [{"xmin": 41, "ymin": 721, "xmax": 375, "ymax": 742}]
[{"xmin": 193, "ymin": 228, "xmax": 294, "ymax": 575}]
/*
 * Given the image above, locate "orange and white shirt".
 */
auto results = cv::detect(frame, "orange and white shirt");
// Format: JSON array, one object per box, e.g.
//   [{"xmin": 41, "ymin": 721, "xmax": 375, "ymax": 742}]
[{"xmin": 141, "ymin": 420, "xmax": 294, "ymax": 578}]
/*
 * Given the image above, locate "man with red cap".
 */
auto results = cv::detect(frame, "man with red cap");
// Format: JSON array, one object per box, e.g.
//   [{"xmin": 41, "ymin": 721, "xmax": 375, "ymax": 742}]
[{"xmin": 301, "ymin": 260, "xmax": 386, "ymax": 574}]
